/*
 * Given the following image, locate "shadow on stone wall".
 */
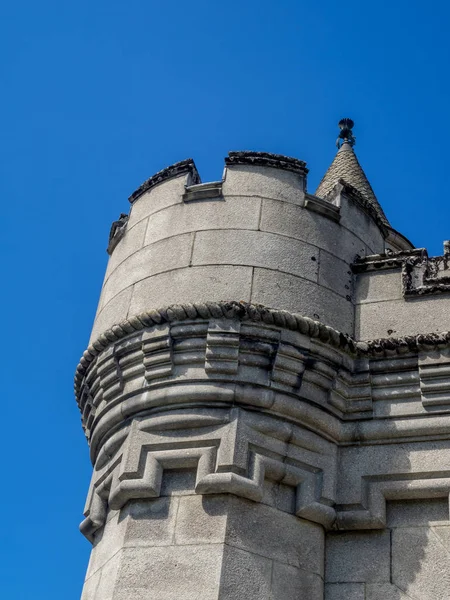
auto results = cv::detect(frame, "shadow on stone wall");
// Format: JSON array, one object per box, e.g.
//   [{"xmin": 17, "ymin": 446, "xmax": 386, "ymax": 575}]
[
  {"xmin": 326, "ymin": 437, "xmax": 450, "ymax": 600},
  {"xmin": 386, "ymin": 497, "xmax": 450, "ymax": 599}
]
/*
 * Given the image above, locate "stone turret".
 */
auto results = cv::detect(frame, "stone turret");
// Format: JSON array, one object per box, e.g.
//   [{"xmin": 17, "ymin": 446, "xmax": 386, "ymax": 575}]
[{"xmin": 77, "ymin": 122, "xmax": 450, "ymax": 600}]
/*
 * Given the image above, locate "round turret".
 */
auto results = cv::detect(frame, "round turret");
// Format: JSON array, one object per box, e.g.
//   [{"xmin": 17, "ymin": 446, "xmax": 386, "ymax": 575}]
[{"xmin": 91, "ymin": 150, "xmax": 391, "ymax": 345}]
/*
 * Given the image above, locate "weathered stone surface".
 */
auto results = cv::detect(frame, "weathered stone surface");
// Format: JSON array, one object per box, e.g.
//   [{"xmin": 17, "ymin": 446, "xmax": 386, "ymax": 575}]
[
  {"xmin": 339, "ymin": 193, "xmax": 386, "ymax": 253},
  {"xmin": 326, "ymin": 531, "xmax": 391, "ymax": 583},
  {"xmin": 272, "ymin": 562, "xmax": 324, "ymax": 600},
  {"xmin": 219, "ymin": 545, "xmax": 273, "ymax": 599},
  {"xmin": 101, "ymin": 233, "xmax": 194, "ymax": 308},
  {"xmin": 387, "ymin": 498, "xmax": 449, "ymax": 527},
  {"xmin": 122, "ymin": 498, "xmax": 178, "ymax": 547},
  {"xmin": 355, "ymin": 270, "xmax": 402, "ymax": 304},
  {"xmin": 129, "ymin": 265, "xmax": 253, "ymax": 316},
  {"xmin": 86, "ymin": 510, "xmax": 127, "ymax": 580},
  {"xmin": 80, "ymin": 568, "xmax": 101, "ymax": 600},
  {"xmin": 392, "ymin": 526, "xmax": 450, "ymax": 599},
  {"xmin": 336, "ymin": 440, "xmax": 450, "ymax": 508},
  {"xmin": 260, "ymin": 197, "xmax": 370, "ymax": 260},
  {"xmin": 222, "ymin": 163, "xmax": 306, "ymax": 205},
  {"xmin": 144, "ymin": 195, "xmax": 261, "ymax": 245},
  {"xmin": 356, "ymin": 294, "xmax": 450, "ymax": 340},
  {"xmin": 325, "ymin": 583, "xmax": 365, "ymax": 600},
  {"xmin": 112, "ymin": 545, "xmax": 223, "ymax": 600},
  {"xmin": 365, "ymin": 583, "xmax": 411, "ymax": 599},
  {"xmin": 90, "ymin": 286, "xmax": 132, "ymax": 343},
  {"xmin": 104, "ymin": 218, "xmax": 148, "ymax": 279},
  {"xmin": 251, "ymin": 268, "xmax": 354, "ymax": 335},
  {"xmin": 127, "ymin": 174, "xmax": 187, "ymax": 229},
  {"xmin": 318, "ymin": 250, "xmax": 353, "ymax": 299},
  {"xmin": 86, "ymin": 549, "xmax": 122, "ymax": 600},
  {"xmin": 225, "ymin": 496, "xmax": 324, "ymax": 575},
  {"xmin": 192, "ymin": 228, "xmax": 319, "ymax": 282},
  {"xmin": 174, "ymin": 495, "xmax": 228, "ymax": 545}
]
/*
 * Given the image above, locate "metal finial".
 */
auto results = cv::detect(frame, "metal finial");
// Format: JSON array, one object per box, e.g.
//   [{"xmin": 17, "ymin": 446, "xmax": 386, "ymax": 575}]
[{"xmin": 336, "ymin": 118, "xmax": 356, "ymax": 148}]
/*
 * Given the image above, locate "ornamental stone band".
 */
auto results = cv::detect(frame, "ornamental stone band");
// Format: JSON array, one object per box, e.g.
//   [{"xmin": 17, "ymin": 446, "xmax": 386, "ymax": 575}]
[{"xmin": 76, "ymin": 133, "xmax": 450, "ymax": 599}]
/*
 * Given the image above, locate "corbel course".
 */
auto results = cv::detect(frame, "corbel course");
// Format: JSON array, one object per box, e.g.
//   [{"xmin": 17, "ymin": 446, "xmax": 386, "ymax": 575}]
[{"xmin": 80, "ymin": 408, "xmax": 336, "ymax": 541}]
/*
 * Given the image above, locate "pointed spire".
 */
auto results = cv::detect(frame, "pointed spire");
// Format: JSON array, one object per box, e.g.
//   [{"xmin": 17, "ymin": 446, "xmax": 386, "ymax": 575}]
[{"xmin": 315, "ymin": 119, "xmax": 390, "ymax": 227}]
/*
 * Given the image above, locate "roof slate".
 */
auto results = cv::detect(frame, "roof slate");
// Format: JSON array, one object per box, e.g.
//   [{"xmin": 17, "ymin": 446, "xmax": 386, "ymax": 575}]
[{"xmin": 315, "ymin": 142, "xmax": 390, "ymax": 227}]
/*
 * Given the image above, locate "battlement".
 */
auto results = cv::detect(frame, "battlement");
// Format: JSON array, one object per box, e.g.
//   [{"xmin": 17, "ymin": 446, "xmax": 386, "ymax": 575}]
[
  {"xmin": 121, "ymin": 153, "xmax": 400, "ymax": 241},
  {"xmin": 94, "ymin": 151, "xmax": 435, "ymax": 349},
  {"xmin": 355, "ymin": 243, "xmax": 450, "ymax": 339},
  {"xmin": 95, "ymin": 152, "xmax": 395, "ymax": 344}
]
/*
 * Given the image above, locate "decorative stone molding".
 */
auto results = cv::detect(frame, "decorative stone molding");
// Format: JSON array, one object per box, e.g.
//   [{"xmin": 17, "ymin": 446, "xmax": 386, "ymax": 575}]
[
  {"xmin": 336, "ymin": 474, "xmax": 450, "ymax": 530},
  {"xmin": 352, "ymin": 248, "xmax": 424, "ymax": 272},
  {"xmin": 329, "ymin": 363, "xmax": 371, "ymax": 414},
  {"xmin": 142, "ymin": 325, "xmax": 173, "ymax": 382},
  {"xmin": 74, "ymin": 301, "xmax": 357, "ymax": 403},
  {"xmin": 225, "ymin": 151, "xmax": 308, "ymax": 176},
  {"xmin": 354, "ymin": 244, "xmax": 450, "ymax": 297},
  {"xmin": 419, "ymin": 348, "xmax": 450, "ymax": 407},
  {"xmin": 271, "ymin": 340, "xmax": 308, "ymax": 389},
  {"xmin": 76, "ymin": 316, "xmax": 365, "ymax": 455},
  {"xmin": 370, "ymin": 355, "xmax": 421, "ymax": 404},
  {"xmin": 81, "ymin": 408, "xmax": 336, "ymax": 541},
  {"xmin": 128, "ymin": 158, "xmax": 201, "ymax": 203},
  {"xmin": 107, "ymin": 213, "xmax": 128, "ymax": 255},
  {"xmin": 205, "ymin": 319, "xmax": 240, "ymax": 375},
  {"xmin": 75, "ymin": 302, "xmax": 450, "ymax": 411},
  {"xmin": 403, "ymin": 249, "xmax": 450, "ymax": 297}
]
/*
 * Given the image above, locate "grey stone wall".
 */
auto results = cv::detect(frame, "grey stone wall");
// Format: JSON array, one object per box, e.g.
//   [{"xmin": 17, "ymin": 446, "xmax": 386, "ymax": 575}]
[
  {"xmin": 83, "ymin": 493, "xmax": 324, "ymax": 600},
  {"xmin": 326, "ymin": 499, "xmax": 450, "ymax": 599},
  {"xmin": 355, "ymin": 247, "xmax": 450, "ymax": 339},
  {"xmin": 77, "ymin": 153, "xmax": 450, "ymax": 599}
]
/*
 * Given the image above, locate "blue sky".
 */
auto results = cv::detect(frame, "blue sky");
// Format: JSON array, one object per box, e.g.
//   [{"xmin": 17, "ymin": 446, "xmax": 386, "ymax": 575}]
[{"xmin": 1, "ymin": 1, "xmax": 450, "ymax": 598}]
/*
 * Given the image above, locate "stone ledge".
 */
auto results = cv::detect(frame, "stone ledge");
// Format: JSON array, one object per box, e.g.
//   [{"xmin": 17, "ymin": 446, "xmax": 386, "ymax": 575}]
[
  {"xmin": 352, "ymin": 248, "xmax": 424, "ymax": 273},
  {"xmin": 305, "ymin": 194, "xmax": 341, "ymax": 222},
  {"xmin": 182, "ymin": 180, "xmax": 223, "ymax": 202}
]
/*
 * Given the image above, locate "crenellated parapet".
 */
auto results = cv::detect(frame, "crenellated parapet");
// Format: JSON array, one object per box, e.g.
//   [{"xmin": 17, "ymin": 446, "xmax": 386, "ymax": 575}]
[
  {"xmin": 94, "ymin": 151, "xmax": 408, "ymax": 348},
  {"xmin": 354, "ymin": 243, "xmax": 450, "ymax": 339}
]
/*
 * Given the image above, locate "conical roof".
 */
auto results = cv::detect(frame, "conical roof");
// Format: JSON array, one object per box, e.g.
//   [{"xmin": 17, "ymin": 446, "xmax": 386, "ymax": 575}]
[{"xmin": 315, "ymin": 139, "xmax": 390, "ymax": 228}]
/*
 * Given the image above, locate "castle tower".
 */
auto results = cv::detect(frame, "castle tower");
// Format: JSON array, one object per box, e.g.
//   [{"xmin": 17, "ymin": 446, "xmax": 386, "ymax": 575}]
[{"xmin": 77, "ymin": 120, "xmax": 450, "ymax": 600}]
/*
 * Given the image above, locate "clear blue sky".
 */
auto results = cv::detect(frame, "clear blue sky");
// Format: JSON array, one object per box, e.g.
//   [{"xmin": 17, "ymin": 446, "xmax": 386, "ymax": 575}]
[{"xmin": 1, "ymin": 1, "xmax": 449, "ymax": 598}]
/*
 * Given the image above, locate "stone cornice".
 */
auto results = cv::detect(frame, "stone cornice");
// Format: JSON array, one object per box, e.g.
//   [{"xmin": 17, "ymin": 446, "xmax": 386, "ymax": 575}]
[
  {"xmin": 75, "ymin": 301, "xmax": 450, "ymax": 405},
  {"xmin": 128, "ymin": 158, "xmax": 201, "ymax": 204},
  {"xmin": 225, "ymin": 151, "xmax": 309, "ymax": 176},
  {"xmin": 353, "ymin": 247, "xmax": 450, "ymax": 298},
  {"xmin": 352, "ymin": 248, "xmax": 425, "ymax": 272},
  {"xmin": 75, "ymin": 301, "xmax": 356, "ymax": 402}
]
